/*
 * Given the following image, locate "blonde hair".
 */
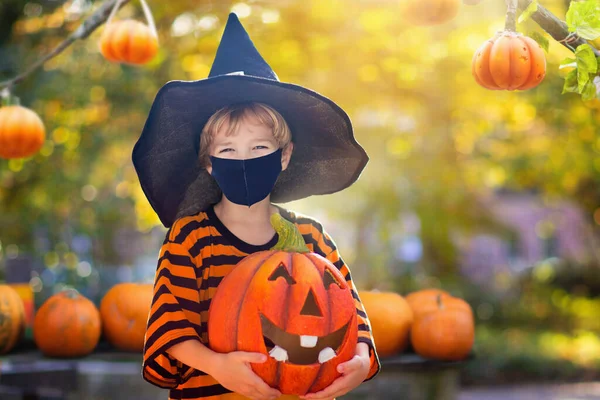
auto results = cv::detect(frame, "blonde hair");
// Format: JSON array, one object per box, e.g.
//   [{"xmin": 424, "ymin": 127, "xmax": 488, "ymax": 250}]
[{"xmin": 198, "ymin": 102, "xmax": 292, "ymax": 167}]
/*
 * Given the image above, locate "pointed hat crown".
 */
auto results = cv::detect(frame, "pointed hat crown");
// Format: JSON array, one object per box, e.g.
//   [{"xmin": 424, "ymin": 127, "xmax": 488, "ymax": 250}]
[
  {"xmin": 132, "ymin": 11, "xmax": 369, "ymax": 228},
  {"xmin": 208, "ymin": 13, "xmax": 279, "ymax": 81}
]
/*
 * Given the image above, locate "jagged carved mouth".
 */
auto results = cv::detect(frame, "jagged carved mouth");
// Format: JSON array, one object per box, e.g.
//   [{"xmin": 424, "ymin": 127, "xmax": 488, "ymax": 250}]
[{"xmin": 260, "ymin": 314, "xmax": 349, "ymax": 365}]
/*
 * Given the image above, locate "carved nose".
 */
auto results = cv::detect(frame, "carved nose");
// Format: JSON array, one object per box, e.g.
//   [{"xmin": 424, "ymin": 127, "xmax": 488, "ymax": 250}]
[{"xmin": 300, "ymin": 288, "xmax": 322, "ymax": 317}]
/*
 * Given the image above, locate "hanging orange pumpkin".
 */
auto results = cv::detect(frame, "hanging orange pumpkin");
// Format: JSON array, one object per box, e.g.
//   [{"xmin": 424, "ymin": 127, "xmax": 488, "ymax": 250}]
[
  {"xmin": 410, "ymin": 295, "xmax": 475, "ymax": 361},
  {"xmin": 400, "ymin": 0, "xmax": 461, "ymax": 26},
  {"xmin": 0, "ymin": 104, "xmax": 46, "ymax": 159},
  {"xmin": 472, "ymin": 31, "xmax": 546, "ymax": 90},
  {"xmin": 209, "ymin": 214, "xmax": 358, "ymax": 396},
  {"xmin": 0, "ymin": 285, "xmax": 26, "ymax": 354},
  {"xmin": 358, "ymin": 291, "xmax": 413, "ymax": 358},
  {"xmin": 100, "ymin": 283, "xmax": 153, "ymax": 352},
  {"xmin": 33, "ymin": 289, "xmax": 101, "ymax": 358},
  {"xmin": 99, "ymin": 19, "xmax": 158, "ymax": 65}
]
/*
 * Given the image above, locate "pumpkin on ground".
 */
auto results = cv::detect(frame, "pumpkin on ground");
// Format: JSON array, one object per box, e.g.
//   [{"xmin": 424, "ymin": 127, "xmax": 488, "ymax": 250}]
[
  {"xmin": 209, "ymin": 214, "xmax": 358, "ymax": 396},
  {"xmin": 0, "ymin": 104, "xmax": 46, "ymax": 159},
  {"xmin": 33, "ymin": 289, "xmax": 101, "ymax": 358},
  {"xmin": 358, "ymin": 291, "xmax": 412, "ymax": 358},
  {"xmin": 400, "ymin": 0, "xmax": 461, "ymax": 26},
  {"xmin": 410, "ymin": 294, "xmax": 475, "ymax": 361},
  {"xmin": 99, "ymin": 19, "xmax": 158, "ymax": 65},
  {"xmin": 100, "ymin": 283, "xmax": 153, "ymax": 352},
  {"xmin": 472, "ymin": 31, "xmax": 546, "ymax": 91},
  {"xmin": 405, "ymin": 288, "xmax": 453, "ymax": 318},
  {"xmin": 0, "ymin": 284, "xmax": 26, "ymax": 354}
]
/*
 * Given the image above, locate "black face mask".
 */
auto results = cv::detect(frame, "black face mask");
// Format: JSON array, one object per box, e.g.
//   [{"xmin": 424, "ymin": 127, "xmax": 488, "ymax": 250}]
[{"xmin": 210, "ymin": 149, "xmax": 283, "ymax": 207}]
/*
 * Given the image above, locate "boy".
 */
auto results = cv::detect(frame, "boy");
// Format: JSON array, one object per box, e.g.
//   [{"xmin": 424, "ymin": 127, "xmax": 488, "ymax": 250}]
[{"xmin": 133, "ymin": 13, "xmax": 380, "ymax": 400}]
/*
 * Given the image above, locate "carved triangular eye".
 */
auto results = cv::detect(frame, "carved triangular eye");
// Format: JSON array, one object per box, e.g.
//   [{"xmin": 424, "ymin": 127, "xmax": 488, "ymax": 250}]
[
  {"xmin": 324, "ymin": 269, "xmax": 341, "ymax": 289},
  {"xmin": 268, "ymin": 263, "xmax": 296, "ymax": 285}
]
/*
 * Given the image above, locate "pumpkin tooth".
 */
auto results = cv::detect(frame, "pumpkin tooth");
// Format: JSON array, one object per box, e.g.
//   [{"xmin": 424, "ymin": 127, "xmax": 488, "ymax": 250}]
[
  {"xmin": 300, "ymin": 335, "xmax": 318, "ymax": 348},
  {"xmin": 318, "ymin": 347, "xmax": 336, "ymax": 363},
  {"xmin": 269, "ymin": 345, "xmax": 289, "ymax": 362}
]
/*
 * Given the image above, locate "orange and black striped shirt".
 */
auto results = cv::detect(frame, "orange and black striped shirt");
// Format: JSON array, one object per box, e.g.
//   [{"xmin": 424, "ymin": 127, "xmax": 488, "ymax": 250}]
[{"xmin": 142, "ymin": 204, "xmax": 381, "ymax": 400}]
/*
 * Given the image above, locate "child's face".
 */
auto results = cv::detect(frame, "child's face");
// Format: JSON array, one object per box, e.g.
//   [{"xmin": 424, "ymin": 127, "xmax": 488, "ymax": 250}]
[{"xmin": 207, "ymin": 116, "xmax": 293, "ymax": 174}]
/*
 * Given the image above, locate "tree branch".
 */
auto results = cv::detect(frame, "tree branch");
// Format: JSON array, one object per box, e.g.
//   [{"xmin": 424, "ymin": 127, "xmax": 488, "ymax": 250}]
[
  {"xmin": 0, "ymin": 0, "xmax": 598, "ymax": 94},
  {"xmin": 518, "ymin": 0, "xmax": 600, "ymax": 56},
  {"xmin": 505, "ymin": 0, "xmax": 518, "ymax": 32},
  {"xmin": 0, "ymin": 0, "xmax": 131, "ymax": 92}
]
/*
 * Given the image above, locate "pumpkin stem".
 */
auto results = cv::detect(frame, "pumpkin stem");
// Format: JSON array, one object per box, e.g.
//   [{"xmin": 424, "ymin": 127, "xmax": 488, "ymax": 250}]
[
  {"xmin": 0, "ymin": 88, "xmax": 20, "ymax": 107},
  {"xmin": 504, "ymin": 0, "xmax": 518, "ymax": 32},
  {"xmin": 436, "ymin": 294, "xmax": 444, "ymax": 310},
  {"xmin": 63, "ymin": 288, "xmax": 80, "ymax": 299},
  {"xmin": 270, "ymin": 213, "xmax": 309, "ymax": 253}
]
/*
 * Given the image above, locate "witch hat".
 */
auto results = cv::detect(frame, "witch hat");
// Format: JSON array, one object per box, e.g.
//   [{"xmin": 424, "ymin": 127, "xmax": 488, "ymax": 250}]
[{"xmin": 132, "ymin": 13, "xmax": 369, "ymax": 228}]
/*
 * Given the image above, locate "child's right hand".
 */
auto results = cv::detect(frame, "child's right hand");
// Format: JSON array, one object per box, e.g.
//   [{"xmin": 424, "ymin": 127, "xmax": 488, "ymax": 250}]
[{"xmin": 211, "ymin": 351, "xmax": 282, "ymax": 400}]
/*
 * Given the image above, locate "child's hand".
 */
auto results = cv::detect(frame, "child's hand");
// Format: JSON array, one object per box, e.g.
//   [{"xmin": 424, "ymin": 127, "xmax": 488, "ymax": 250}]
[
  {"xmin": 299, "ymin": 347, "xmax": 370, "ymax": 400},
  {"xmin": 211, "ymin": 351, "xmax": 281, "ymax": 400}
]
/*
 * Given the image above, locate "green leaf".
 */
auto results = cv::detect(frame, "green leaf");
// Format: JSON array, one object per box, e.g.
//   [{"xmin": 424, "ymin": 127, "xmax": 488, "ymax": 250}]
[
  {"xmin": 581, "ymin": 80, "xmax": 597, "ymax": 100},
  {"xmin": 577, "ymin": 67, "xmax": 591, "ymax": 92},
  {"xmin": 576, "ymin": 44, "xmax": 598, "ymax": 73},
  {"xmin": 560, "ymin": 57, "xmax": 577, "ymax": 68},
  {"xmin": 578, "ymin": 27, "xmax": 600, "ymax": 40},
  {"xmin": 575, "ymin": 44, "xmax": 598, "ymax": 92},
  {"xmin": 529, "ymin": 31, "xmax": 549, "ymax": 52},
  {"xmin": 518, "ymin": 0, "xmax": 538, "ymax": 24},
  {"xmin": 558, "ymin": 58, "xmax": 577, "ymax": 77},
  {"xmin": 562, "ymin": 69, "xmax": 579, "ymax": 94},
  {"xmin": 566, "ymin": 0, "xmax": 600, "ymax": 40}
]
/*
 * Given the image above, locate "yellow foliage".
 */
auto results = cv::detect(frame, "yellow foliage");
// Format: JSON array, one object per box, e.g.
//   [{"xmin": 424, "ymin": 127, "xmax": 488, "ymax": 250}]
[
  {"xmin": 484, "ymin": 166, "xmax": 506, "ymax": 188},
  {"xmin": 64, "ymin": 252, "xmax": 79, "ymax": 270},
  {"xmin": 46, "ymin": 12, "xmax": 65, "ymax": 29},
  {"xmin": 52, "ymin": 127, "xmax": 70, "ymax": 144},
  {"xmin": 44, "ymin": 252, "xmax": 59, "ymax": 269},
  {"xmin": 358, "ymin": 9, "xmax": 396, "ymax": 32},
  {"xmin": 539, "ymin": 330, "xmax": 600, "ymax": 366},
  {"xmin": 132, "ymin": 184, "xmax": 161, "ymax": 232},
  {"xmin": 90, "ymin": 86, "xmax": 106, "ymax": 103},
  {"xmin": 358, "ymin": 64, "xmax": 380, "ymax": 82},
  {"xmin": 8, "ymin": 159, "xmax": 24, "ymax": 172},
  {"xmin": 310, "ymin": 0, "xmax": 343, "ymax": 22},
  {"xmin": 386, "ymin": 137, "xmax": 412, "ymax": 159}
]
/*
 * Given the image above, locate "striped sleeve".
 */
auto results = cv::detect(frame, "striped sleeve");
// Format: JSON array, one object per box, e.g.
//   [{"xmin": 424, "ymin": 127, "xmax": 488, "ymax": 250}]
[
  {"xmin": 313, "ymin": 226, "xmax": 381, "ymax": 382},
  {"xmin": 142, "ymin": 223, "xmax": 203, "ymax": 389}
]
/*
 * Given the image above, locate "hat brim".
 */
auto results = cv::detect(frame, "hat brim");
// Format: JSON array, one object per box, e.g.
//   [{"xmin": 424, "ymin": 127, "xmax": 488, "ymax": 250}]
[{"xmin": 132, "ymin": 74, "xmax": 368, "ymax": 228}]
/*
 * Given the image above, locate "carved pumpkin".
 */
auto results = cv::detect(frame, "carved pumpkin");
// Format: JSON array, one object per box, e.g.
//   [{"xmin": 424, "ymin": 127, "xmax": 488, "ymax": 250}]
[
  {"xmin": 0, "ymin": 105, "xmax": 46, "ymax": 159},
  {"xmin": 410, "ymin": 295, "xmax": 475, "ymax": 361},
  {"xmin": 358, "ymin": 291, "xmax": 412, "ymax": 357},
  {"xmin": 99, "ymin": 19, "xmax": 158, "ymax": 65},
  {"xmin": 400, "ymin": 0, "xmax": 461, "ymax": 26},
  {"xmin": 100, "ymin": 283, "xmax": 153, "ymax": 352},
  {"xmin": 405, "ymin": 288, "xmax": 453, "ymax": 318},
  {"xmin": 227, "ymin": 395, "xmax": 299, "ymax": 400},
  {"xmin": 0, "ymin": 285, "xmax": 26, "ymax": 354},
  {"xmin": 33, "ymin": 289, "xmax": 101, "ymax": 358},
  {"xmin": 209, "ymin": 214, "xmax": 358, "ymax": 395},
  {"xmin": 472, "ymin": 31, "xmax": 546, "ymax": 91}
]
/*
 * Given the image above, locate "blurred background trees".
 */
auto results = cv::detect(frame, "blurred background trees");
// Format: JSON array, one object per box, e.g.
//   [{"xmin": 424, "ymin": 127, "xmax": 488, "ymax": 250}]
[{"xmin": 1, "ymin": 0, "xmax": 600, "ymax": 385}]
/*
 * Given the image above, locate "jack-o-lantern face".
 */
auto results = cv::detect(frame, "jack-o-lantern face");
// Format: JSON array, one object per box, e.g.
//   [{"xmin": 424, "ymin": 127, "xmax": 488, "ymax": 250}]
[{"xmin": 208, "ymin": 250, "xmax": 358, "ymax": 395}]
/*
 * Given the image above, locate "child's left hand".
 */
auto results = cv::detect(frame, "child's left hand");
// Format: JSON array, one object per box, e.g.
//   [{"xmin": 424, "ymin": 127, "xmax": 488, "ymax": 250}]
[{"xmin": 300, "ymin": 343, "xmax": 370, "ymax": 400}]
